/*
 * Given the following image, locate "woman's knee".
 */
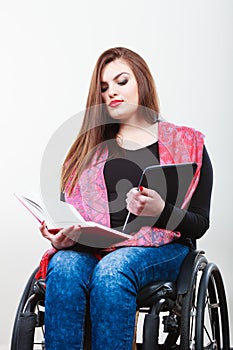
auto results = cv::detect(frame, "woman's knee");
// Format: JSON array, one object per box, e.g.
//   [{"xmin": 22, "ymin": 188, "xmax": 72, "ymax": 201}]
[
  {"xmin": 46, "ymin": 250, "xmax": 98, "ymax": 287},
  {"xmin": 90, "ymin": 249, "xmax": 139, "ymax": 294}
]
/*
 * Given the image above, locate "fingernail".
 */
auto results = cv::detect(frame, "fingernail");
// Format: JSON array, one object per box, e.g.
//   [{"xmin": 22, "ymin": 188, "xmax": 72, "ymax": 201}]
[{"xmin": 138, "ymin": 186, "xmax": 143, "ymax": 192}]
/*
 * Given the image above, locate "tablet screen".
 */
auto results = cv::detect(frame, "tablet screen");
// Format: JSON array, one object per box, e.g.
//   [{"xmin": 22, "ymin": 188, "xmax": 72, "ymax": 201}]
[
  {"xmin": 138, "ymin": 162, "xmax": 197, "ymax": 207},
  {"xmin": 122, "ymin": 162, "xmax": 197, "ymax": 233}
]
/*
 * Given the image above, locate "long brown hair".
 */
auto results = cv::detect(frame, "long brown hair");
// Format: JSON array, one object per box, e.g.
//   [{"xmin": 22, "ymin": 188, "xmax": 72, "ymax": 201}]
[{"xmin": 61, "ymin": 47, "xmax": 160, "ymax": 194}]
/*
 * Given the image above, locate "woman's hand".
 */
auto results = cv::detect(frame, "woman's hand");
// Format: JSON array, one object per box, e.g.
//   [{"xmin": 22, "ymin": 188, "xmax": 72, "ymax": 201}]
[
  {"xmin": 126, "ymin": 186, "xmax": 165, "ymax": 217},
  {"xmin": 39, "ymin": 222, "xmax": 81, "ymax": 250}
]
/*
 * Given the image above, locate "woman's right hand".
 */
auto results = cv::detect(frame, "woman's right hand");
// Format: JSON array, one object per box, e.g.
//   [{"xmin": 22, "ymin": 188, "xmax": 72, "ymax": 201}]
[{"xmin": 39, "ymin": 221, "xmax": 81, "ymax": 250}]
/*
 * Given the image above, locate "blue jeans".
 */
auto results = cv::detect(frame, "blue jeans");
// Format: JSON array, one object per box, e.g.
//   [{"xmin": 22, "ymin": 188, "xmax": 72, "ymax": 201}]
[{"xmin": 45, "ymin": 243, "xmax": 189, "ymax": 350}]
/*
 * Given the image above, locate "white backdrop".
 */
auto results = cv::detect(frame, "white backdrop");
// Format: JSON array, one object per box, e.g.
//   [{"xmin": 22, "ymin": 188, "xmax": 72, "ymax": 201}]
[{"xmin": 1, "ymin": 0, "xmax": 232, "ymax": 348}]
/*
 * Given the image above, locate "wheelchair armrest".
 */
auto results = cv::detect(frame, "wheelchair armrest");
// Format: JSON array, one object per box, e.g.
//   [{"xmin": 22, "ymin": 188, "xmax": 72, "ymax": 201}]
[{"xmin": 176, "ymin": 249, "xmax": 206, "ymax": 295}]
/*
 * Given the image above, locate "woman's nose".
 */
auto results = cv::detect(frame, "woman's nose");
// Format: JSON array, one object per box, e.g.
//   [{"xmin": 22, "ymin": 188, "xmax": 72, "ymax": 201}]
[{"xmin": 108, "ymin": 85, "xmax": 118, "ymax": 97}]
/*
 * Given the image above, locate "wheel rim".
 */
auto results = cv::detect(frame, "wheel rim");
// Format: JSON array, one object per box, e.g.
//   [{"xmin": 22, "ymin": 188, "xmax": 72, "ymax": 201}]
[{"xmin": 195, "ymin": 263, "xmax": 230, "ymax": 350}]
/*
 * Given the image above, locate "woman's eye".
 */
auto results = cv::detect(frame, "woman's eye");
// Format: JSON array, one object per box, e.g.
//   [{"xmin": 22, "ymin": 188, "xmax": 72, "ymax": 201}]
[
  {"xmin": 118, "ymin": 78, "xmax": 128, "ymax": 86},
  {"xmin": 101, "ymin": 85, "xmax": 108, "ymax": 93}
]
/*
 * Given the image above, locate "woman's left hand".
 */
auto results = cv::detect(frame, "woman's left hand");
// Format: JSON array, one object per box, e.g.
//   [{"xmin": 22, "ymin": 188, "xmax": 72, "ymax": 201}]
[
  {"xmin": 39, "ymin": 222, "xmax": 81, "ymax": 250},
  {"xmin": 126, "ymin": 187, "xmax": 165, "ymax": 217}
]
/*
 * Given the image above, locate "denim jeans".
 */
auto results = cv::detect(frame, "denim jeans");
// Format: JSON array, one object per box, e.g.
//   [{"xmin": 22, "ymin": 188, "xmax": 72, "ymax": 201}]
[{"xmin": 45, "ymin": 243, "xmax": 189, "ymax": 350}]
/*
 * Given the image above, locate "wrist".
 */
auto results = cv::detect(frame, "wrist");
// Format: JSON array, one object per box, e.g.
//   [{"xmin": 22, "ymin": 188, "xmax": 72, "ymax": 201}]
[
  {"xmin": 51, "ymin": 243, "xmax": 60, "ymax": 250},
  {"xmin": 159, "ymin": 198, "xmax": 165, "ymax": 215},
  {"xmin": 51, "ymin": 242, "xmax": 77, "ymax": 251}
]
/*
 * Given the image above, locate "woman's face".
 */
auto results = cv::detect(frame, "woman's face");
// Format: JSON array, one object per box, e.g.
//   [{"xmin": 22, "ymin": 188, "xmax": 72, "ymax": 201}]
[{"xmin": 100, "ymin": 59, "xmax": 139, "ymax": 122}]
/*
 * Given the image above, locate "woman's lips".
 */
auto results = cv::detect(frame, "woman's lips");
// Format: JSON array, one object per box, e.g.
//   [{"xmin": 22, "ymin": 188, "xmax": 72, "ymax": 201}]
[{"xmin": 109, "ymin": 100, "xmax": 123, "ymax": 108}]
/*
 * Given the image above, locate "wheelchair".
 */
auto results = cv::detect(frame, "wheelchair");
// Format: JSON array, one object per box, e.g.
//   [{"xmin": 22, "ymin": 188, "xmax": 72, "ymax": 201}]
[{"xmin": 10, "ymin": 250, "xmax": 230, "ymax": 349}]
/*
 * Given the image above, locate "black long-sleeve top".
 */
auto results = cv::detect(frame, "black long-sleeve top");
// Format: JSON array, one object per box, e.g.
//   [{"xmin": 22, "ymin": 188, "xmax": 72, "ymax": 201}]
[{"xmin": 104, "ymin": 141, "xmax": 213, "ymax": 248}]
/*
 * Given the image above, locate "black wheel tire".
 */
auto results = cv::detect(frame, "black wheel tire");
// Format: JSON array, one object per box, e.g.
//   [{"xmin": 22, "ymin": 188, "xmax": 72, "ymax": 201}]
[
  {"xmin": 179, "ymin": 254, "xmax": 208, "ymax": 349},
  {"xmin": 195, "ymin": 262, "xmax": 230, "ymax": 350},
  {"xmin": 10, "ymin": 267, "xmax": 40, "ymax": 350}
]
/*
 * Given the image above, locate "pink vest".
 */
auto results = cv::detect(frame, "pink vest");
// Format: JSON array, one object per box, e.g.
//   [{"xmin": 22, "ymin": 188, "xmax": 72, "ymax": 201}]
[{"xmin": 65, "ymin": 121, "xmax": 205, "ymax": 247}]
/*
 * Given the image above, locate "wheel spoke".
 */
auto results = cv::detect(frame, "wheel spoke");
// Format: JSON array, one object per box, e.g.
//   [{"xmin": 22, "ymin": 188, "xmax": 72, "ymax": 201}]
[
  {"xmin": 203, "ymin": 323, "xmax": 216, "ymax": 344},
  {"xmin": 189, "ymin": 307, "xmax": 196, "ymax": 340},
  {"xmin": 203, "ymin": 291, "xmax": 221, "ymax": 347}
]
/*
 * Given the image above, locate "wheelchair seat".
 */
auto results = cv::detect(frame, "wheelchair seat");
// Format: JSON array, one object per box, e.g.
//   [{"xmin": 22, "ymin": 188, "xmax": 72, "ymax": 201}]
[{"xmin": 10, "ymin": 250, "xmax": 230, "ymax": 350}]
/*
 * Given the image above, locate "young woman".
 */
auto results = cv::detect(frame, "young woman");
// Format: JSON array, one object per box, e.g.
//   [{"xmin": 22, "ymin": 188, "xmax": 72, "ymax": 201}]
[{"xmin": 39, "ymin": 47, "xmax": 213, "ymax": 349}]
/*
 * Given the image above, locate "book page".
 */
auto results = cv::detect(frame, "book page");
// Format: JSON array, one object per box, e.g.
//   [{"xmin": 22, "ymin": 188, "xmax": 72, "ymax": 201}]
[{"xmin": 14, "ymin": 193, "xmax": 86, "ymax": 228}]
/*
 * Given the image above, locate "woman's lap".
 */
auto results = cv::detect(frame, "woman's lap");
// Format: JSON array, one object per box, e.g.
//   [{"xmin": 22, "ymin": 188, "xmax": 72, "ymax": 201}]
[{"xmin": 45, "ymin": 243, "xmax": 189, "ymax": 350}]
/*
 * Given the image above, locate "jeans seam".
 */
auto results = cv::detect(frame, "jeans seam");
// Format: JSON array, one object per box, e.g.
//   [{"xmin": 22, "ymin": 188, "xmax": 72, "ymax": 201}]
[{"xmin": 139, "ymin": 247, "xmax": 187, "ymax": 271}]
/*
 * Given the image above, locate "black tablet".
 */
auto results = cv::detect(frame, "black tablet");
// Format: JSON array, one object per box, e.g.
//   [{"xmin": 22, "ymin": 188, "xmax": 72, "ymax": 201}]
[
  {"xmin": 122, "ymin": 162, "xmax": 197, "ymax": 232},
  {"xmin": 138, "ymin": 162, "xmax": 197, "ymax": 207}
]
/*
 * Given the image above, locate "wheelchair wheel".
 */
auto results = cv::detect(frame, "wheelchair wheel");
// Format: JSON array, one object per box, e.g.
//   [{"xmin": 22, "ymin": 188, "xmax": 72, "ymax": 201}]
[
  {"xmin": 11, "ymin": 267, "xmax": 46, "ymax": 350},
  {"xmin": 195, "ymin": 262, "xmax": 230, "ymax": 350},
  {"xmin": 180, "ymin": 256, "xmax": 230, "ymax": 349},
  {"xmin": 179, "ymin": 253, "xmax": 208, "ymax": 349}
]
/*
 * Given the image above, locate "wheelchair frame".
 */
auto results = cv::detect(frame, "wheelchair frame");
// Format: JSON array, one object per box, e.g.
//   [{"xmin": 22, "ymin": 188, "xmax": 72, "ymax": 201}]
[{"xmin": 10, "ymin": 250, "xmax": 230, "ymax": 349}]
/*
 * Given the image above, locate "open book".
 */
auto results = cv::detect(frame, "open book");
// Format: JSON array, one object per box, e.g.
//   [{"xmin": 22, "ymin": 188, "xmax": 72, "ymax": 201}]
[
  {"xmin": 15, "ymin": 162, "xmax": 197, "ymax": 248},
  {"xmin": 14, "ymin": 193, "xmax": 132, "ymax": 248}
]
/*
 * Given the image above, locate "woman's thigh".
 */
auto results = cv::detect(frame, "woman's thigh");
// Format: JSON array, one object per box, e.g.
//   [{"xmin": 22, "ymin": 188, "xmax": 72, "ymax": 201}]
[{"xmin": 95, "ymin": 243, "xmax": 189, "ymax": 291}]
